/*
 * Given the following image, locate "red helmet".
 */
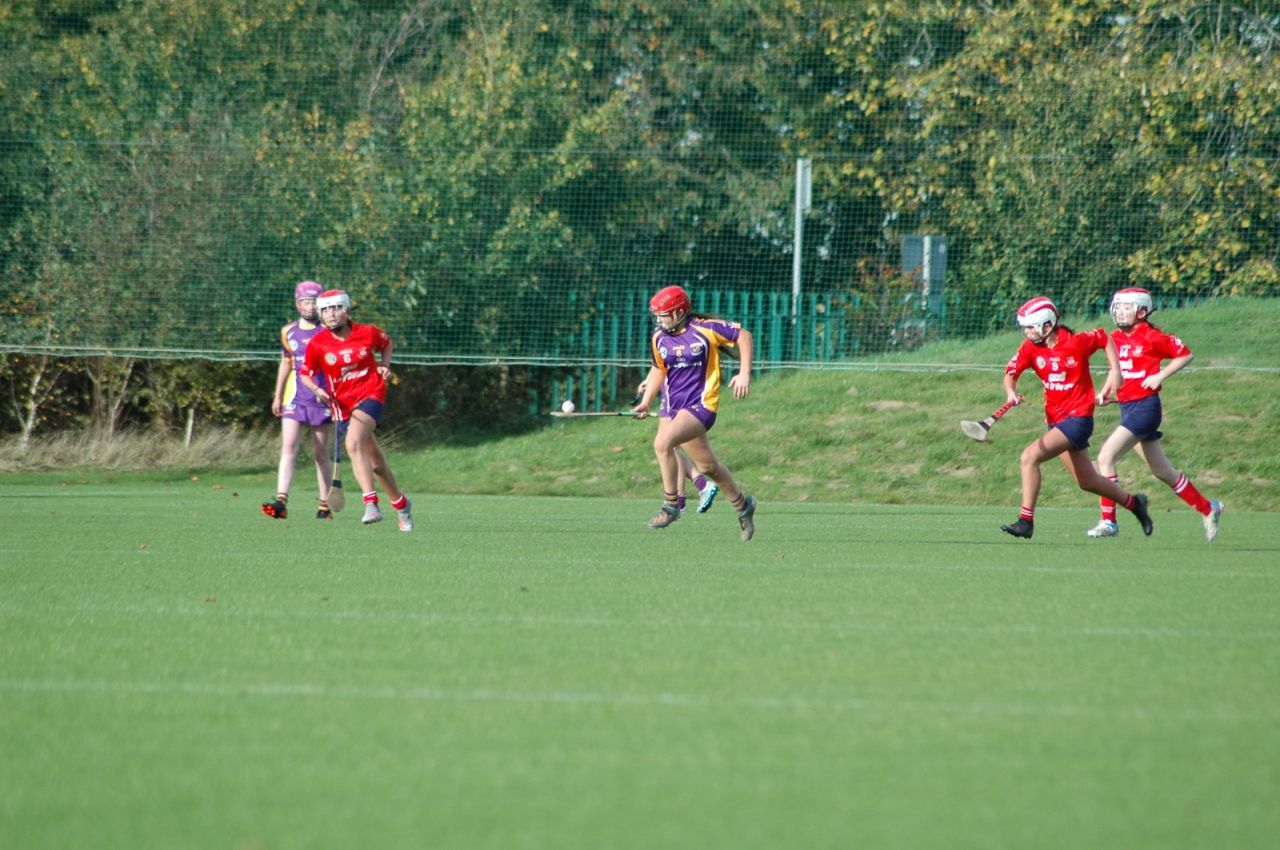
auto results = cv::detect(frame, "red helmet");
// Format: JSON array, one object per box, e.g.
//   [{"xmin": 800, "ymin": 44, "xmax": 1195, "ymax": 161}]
[{"xmin": 649, "ymin": 285, "xmax": 691, "ymax": 315}]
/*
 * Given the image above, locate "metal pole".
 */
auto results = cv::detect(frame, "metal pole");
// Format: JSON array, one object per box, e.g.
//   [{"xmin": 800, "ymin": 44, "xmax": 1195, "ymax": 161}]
[{"xmin": 790, "ymin": 158, "xmax": 812, "ymax": 321}]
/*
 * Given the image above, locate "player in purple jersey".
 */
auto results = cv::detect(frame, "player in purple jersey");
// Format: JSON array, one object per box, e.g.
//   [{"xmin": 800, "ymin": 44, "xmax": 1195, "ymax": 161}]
[
  {"xmin": 632, "ymin": 286, "xmax": 757, "ymax": 540},
  {"xmin": 262, "ymin": 281, "xmax": 335, "ymax": 520}
]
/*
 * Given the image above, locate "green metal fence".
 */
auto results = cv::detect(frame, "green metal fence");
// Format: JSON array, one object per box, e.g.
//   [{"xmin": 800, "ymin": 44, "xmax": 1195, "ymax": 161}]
[{"xmin": 546, "ymin": 289, "xmax": 1218, "ymax": 414}]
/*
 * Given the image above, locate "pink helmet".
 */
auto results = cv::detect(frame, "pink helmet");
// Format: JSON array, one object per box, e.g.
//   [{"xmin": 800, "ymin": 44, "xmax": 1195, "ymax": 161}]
[
  {"xmin": 1016, "ymin": 296, "xmax": 1059, "ymax": 330},
  {"xmin": 649, "ymin": 285, "xmax": 691, "ymax": 315},
  {"xmin": 294, "ymin": 280, "xmax": 323, "ymax": 301}
]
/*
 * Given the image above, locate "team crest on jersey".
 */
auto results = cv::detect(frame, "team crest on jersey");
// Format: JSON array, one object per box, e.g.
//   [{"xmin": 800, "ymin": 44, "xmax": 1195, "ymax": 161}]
[
  {"xmin": 359, "ymin": 347, "xmax": 369, "ymax": 360},
  {"xmin": 1066, "ymin": 357, "xmax": 1078, "ymax": 368},
  {"xmin": 1133, "ymin": 346, "xmax": 1144, "ymax": 357},
  {"xmin": 658, "ymin": 345, "xmax": 669, "ymax": 359},
  {"xmin": 1036, "ymin": 356, "xmax": 1047, "ymax": 369},
  {"xmin": 288, "ymin": 338, "xmax": 299, "ymax": 352},
  {"xmin": 325, "ymin": 353, "xmax": 338, "ymax": 365},
  {"xmin": 690, "ymin": 341, "xmax": 705, "ymax": 356}
]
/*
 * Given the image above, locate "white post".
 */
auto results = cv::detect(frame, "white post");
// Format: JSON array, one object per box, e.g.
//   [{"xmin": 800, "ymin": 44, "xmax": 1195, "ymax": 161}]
[
  {"xmin": 791, "ymin": 157, "xmax": 812, "ymax": 320},
  {"xmin": 921, "ymin": 235, "xmax": 933, "ymax": 310}
]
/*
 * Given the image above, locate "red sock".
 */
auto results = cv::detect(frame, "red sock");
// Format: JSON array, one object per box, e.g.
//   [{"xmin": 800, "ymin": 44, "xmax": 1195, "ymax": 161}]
[
  {"xmin": 390, "ymin": 494, "xmax": 407, "ymax": 511},
  {"xmin": 363, "ymin": 491, "xmax": 379, "ymax": 505},
  {"xmin": 1099, "ymin": 477, "xmax": 1118, "ymax": 522},
  {"xmin": 1020, "ymin": 506, "xmax": 1034, "ymax": 521},
  {"xmin": 1171, "ymin": 473, "xmax": 1211, "ymax": 515}
]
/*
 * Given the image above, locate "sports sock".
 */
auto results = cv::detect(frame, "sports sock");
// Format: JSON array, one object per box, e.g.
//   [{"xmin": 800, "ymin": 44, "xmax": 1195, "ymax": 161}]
[
  {"xmin": 676, "ymin": 495, "xmax": 687, "ymax": 511},
  {"xmin": 730, "ymin": 493, "xmax": 746, "ymax": 511},
  {"xmin": 1171, "ymin": 473, "xmax": 1212, "ymax": 515},
  {"xmin": 1120, "ymin": 494, "xmax": 1136, "ymax": 511},
  {"xmin": 363, "ymin": 491, "xmax": 379, "ymax": 505},
  {"xmin": 390, "ymin": 494, "xmax": 408, "ymax": 511},
  {"xmin": 1099, "ymin": 477, "xmax": 1118, "ymax": 522},
  {"xmin": 663, "ymin": 491, "xmax": 678, "ymax": 510},
  {"xmin": 276, "ymin": 493, "xmax": 288, "ymax": 503},
  {"xmin": 317, "ymin": 500, "xmax": 330, "ymax": 511},
  {"xmin": 1019, "ymin": 506, "xmax": 1034, "ymax": 521},
  {"xmin": 693, "ymin": 474, "xmax": 708, "ymax": 491}
]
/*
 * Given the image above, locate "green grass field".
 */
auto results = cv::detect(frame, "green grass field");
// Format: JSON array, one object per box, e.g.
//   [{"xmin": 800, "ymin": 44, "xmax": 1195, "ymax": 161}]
[{"xmin": 2, "ymin": 481, "xmax": 1277, "ymax": 849}]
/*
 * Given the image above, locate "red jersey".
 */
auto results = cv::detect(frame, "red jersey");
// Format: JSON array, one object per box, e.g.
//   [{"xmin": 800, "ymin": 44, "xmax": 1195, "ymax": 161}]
[
  {"xmin": 1112, "ymin": 322, "xmax": 1192, "ymax": 404},
  {"xmin": 302, "ymin": 322, "xmax": 391, "ymax": 419},
  {"xmin": 1005, "ymin": 327, "xmax": 1109, "ymax": 425}
]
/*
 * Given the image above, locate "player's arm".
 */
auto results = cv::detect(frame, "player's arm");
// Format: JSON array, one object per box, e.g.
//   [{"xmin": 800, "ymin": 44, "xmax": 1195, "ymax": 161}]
[
  {"xmin": 300, "ymin": 348, "xmax": 330, "ymax": 405},
  {"xmin": 271, "ymin": 355, "xmax": 291, "ymax": 417},
  {"xmin": 729, "ymin": 328, "xmax": 753, "ymax": 399},
  {"xmin": 1098, "ymin": 334, "xmax": 1122, "ymax": 402},
  {"xmin": 633, "ymin": 365, "xmax": 664, "ymax": 418},
  {"xmin": 377, "ymin": 335, "xmax": 394, "ymax": 382},
  {"xmin": 1002, "ymin": 349, "xmax": 1025, "ymax": 406},
  {"xmin": 1143, "ymin": 352, "xmax": 1193, "ymax": 392}
]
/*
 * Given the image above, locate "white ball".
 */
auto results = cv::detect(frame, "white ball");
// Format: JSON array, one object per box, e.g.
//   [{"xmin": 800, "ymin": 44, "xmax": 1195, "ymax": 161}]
[{"xmin": 561, "ymin": 399, "xmax": 575, "ymax": 413}]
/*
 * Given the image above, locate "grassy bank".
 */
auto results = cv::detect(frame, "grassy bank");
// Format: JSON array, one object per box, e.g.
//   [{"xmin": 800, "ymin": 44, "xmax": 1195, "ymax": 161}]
[{"xmin": 4, "ymin": 298, "xmax": 1278, "ymax": 511}]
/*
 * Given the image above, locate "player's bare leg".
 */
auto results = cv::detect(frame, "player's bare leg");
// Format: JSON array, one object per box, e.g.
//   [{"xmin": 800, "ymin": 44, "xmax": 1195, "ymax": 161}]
[
  {"xmin": 309, "ymin": 423, "xmax": 334, "ymax": 503},
  {"xmin": 366, "ymin": 438, "xmax": 404, "ymax": 503},
  {"xmin": 1135, "ymin": 440, "xmax": 1218, "ymax": 539},
  {"xmin": 344, "ymin": 412, "xmax": 386, "ymax": 524},
  {"xmin": 1133, "ymin": 440, "xmax": 1178, "ymax": 487},
  {"xmin": 1003, "ymin": 429, "xmax": 1071, "ymax": 538},
  {"xmin": 1096, "ymin": 427, "xmax": 1140, "ymax": 479},
  {"xmin": 1060, "ymin": 448, "xmax": 1153, "ymax": 535},
  {"xmin": 656, "ymin": 412, "xmax": 738, "ymax": 496},
  {"xmin": 669, "ymin": 412, "xmax": 755, "ymax": 540},
  {"xmin": 276, "ymin": 417, "xmax": 303, "ymax": 495},
  {"xmin": 263, "ymin": 417, "xmax": 303, "ymax": 518},
  {"xmin": 1088, "ymin": 426, "xmax": 1140, "ymax": 537}
]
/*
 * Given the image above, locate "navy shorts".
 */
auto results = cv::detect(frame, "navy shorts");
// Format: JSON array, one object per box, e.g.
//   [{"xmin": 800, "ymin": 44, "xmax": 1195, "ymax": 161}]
[
  {"xmin": 1051, "ymin": 415, "xmax": 1094, "ymax": 451},
  {"xmin": 345, "ymin": 398, "xmax": 385, "ymax": 430},
  {"xmin": 1119, "ymin": 394, "xmax": 1164, "ymax": 441},
  {"xmin": 667, "ymin": 403, "xmax": 717, "ymax": 432}
]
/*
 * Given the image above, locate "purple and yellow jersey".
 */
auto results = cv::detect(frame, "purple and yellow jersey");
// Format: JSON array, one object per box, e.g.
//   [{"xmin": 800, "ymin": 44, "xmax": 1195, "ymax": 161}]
[
  {"xmin": 649, "ymin": 317, "xmax": 742, "ymax": 416},
  {"xmin": 279, "ymin": 321, "xmax": 328, "ymax": 410}
]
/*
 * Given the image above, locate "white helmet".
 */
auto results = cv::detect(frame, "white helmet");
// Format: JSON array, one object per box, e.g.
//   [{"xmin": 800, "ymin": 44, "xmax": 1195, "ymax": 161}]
[
  {"xmin": 1110, "ymin": 288, "xmax": 1153, "ymax": 322},
  {"xmin": 1016, "ymin": 296, "xmax": 1058, "ymax": 330},
  {"xmin": 316, "ymin": 289, "xmax": 351, "ymax": 311}
]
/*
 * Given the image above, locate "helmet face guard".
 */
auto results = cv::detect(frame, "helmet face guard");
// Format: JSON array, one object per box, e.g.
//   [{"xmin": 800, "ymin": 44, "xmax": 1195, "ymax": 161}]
[
  {"xmin": 649, "ymin": 285, "xmax": 691, "ymax": 332},
  {"xmin": 1110, "ymin": 288, "xmax": 1154, "ymax": 327},
  {"xmin": 1016, "ymin": 296, "xmax": 1059, "ymax": 344}
]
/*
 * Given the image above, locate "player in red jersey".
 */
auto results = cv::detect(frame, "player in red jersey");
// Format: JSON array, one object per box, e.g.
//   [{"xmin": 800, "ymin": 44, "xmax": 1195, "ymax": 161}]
[
  {"xmin": 999, "ymin": 296, "xmax": 1154, "ymax": 540},
  {"xmin": 1087, "ymin": 288, "xmax": 1223, "ymax": 541},
  {"xmin": 300, "ymin": 290, "xmax": 413, "ymax": 532}
]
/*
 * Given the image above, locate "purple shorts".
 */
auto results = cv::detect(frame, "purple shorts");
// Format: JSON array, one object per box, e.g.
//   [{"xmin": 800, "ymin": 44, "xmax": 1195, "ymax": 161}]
[
  {"xmin": 666, "ymin": 403, "xmax": 717, "ymax": 432},
  {"xmin": 284, "ymin": 399, "xmax": 331, "ymax": 427},
  {"xmin": 1050, "ymin": 415, "xmax": 1094, "ymax": 451}
]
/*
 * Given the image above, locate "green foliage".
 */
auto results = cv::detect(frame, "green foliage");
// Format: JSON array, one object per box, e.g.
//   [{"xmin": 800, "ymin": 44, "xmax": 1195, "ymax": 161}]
[{"xmin": 0, "ymin": 0, "xmax": 1276, "ymax": 369}]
